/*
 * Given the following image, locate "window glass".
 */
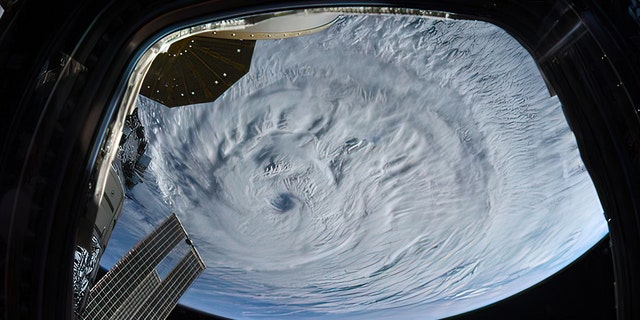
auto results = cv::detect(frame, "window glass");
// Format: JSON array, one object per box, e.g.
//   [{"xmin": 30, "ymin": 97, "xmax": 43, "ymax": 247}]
[{"xmin": 103, "ymin": 11, "xmax": 607, "ymax": 319}]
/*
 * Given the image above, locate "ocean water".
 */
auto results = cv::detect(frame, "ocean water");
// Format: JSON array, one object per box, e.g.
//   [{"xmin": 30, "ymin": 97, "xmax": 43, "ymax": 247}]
[{"xmin": 102, "ymin": 13, "xmax": 608, "ymax": 319}]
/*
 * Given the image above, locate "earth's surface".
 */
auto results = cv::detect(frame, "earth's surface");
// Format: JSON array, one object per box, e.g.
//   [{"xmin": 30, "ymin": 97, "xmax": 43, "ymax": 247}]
[{"xmin": 101, "ymin": 13, "xmax": 608, "ymax": 319}]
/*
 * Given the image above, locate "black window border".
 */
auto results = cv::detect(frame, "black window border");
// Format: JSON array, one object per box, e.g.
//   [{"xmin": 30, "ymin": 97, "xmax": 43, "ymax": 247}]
[{"xmin": 1, "ymin": 1, "xmax": 639, "ymax": 319}]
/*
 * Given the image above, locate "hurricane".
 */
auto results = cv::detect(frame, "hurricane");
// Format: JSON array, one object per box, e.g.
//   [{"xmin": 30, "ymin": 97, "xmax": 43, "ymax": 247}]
[{"xmin": 102, "ymin": 13, "xmax": 608, "ymax": 319}]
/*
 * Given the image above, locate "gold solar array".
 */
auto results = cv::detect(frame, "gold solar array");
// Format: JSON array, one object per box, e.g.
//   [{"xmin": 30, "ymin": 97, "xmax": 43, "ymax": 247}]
[{"xmin": 140, "ymin": 36, "xmax": 255, "ymax": 107}]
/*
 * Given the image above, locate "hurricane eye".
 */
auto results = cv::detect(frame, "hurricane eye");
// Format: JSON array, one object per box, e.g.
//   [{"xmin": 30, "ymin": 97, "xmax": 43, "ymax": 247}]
[{"xmin": 270, "ymin": 193, "xmax": 296, "ymax": 212}]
